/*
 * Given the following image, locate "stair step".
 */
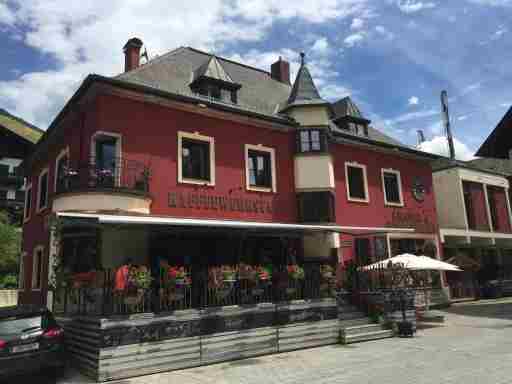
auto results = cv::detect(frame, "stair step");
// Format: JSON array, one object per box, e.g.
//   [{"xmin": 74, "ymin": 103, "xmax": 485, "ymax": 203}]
[
  {"xmin": 339, "ymin": 318, "xmax": 374, "ymax": 328},
  {"xmin": 342, "ymin": 324, "xmax": 384, "ymax": 335},
  {"xmin": 342, "ymin": 330, "xmax": 394, "ymax": 344},
  {"xmin": 339, "ymin": 311, "xmax": 367, "ymax": 320}
]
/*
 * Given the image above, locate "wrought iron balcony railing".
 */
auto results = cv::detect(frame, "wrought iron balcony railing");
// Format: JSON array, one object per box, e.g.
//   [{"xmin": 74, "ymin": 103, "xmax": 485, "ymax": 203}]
[{"xmin": 55, "ymin": 157, "xmax": 150, "ymax": 196}]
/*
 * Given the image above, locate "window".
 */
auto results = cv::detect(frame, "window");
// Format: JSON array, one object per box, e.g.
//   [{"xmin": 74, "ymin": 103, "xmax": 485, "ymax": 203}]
[
  {"xmin": 345, "ymin": 162, "xmax": 369, "ymax": 202},
  {"xmin": 381, "ymin": 169, "xmax": 404, "ymax": 206},
  {"xmin": 298, "ymin": 129, "xmax": 325, "ymax": 153},
  {"xmin": 32, "ymin": 246, "xmax": 44, "ymax": 290},
  {"xmin": 91, "ymin": 132, "xmax": 122, "ymax": 188},
  {"xmin": 178, "ymin": 131, "xmax": 215, "ymax": 186},
  {"xmin": 37, "ymin": 169, "xmax": 49, "ymax": 212},
  {"xmin": 55, "ymin": 148, "xmax": 69, "ymax": 193},
  {"xmin": 462, "ymin": 181, "xmax": 476, "ymax": 230},
  {"xmin": 297, "ymin": 192, "xmax": 335, "ymax": 222},
  {"xmin": 24, "ymin": 184, "xmax": 32, "ymax": 222},
  {"xmin": 6, "ymin": 190, "xmax": 15, "ymax": 200},
  {"xmin": 245, "ymin": 145, "xmax": 276, "ymax": 192}
]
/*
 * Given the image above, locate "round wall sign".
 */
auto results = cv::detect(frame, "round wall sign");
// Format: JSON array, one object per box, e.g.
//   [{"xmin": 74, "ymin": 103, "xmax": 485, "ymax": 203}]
[{"xmin": 412, "ymin": 177, "xmax": 426, "ymax": 202}]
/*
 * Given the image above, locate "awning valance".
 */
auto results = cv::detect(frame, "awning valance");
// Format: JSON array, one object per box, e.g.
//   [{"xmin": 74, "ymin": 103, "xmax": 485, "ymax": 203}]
[{"xmin": 56, "ymin": 212, "xmax": 415, "ymax": 235}]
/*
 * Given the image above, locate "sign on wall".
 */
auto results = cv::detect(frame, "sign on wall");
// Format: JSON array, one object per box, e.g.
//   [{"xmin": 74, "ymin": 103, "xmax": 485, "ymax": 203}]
[
  {"xmin": 386, "ymin": 208, "xmax": 436, "ymax": 233},
  {"xmin": 168, "ymin": 191, "xmax": 276, "ymax": 214}
]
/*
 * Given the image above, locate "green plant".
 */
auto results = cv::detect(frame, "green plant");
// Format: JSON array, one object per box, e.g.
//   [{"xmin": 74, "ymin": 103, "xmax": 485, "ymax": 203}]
[
  {"xmin": 134, "ymin": 271, "xmax": 153, "ymax": 289},
  {"xmin": 0, "ymin": 274, "xmax": 17, "ymax": 288}
]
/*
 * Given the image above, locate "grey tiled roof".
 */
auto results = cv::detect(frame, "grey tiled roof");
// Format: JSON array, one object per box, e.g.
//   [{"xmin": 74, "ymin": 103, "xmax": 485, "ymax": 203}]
[
  {"xmin": 431, "ymin": 157, "xmax": 512, "ymax": 176},
  {"xmin": 117, "ymin": 47, "xmax": 291, "ymax": 118}
]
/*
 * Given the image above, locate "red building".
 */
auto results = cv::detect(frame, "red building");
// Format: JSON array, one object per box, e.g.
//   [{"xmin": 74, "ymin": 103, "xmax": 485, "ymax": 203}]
[{"xmin": 19, "ymin": 38, "xmax": 442, "ymax": 380}]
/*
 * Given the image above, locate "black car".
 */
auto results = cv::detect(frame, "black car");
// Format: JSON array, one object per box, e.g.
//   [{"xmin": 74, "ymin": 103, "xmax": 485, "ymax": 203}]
[{"xmin": 0, "ymin": 305, "xmax": 66, "ymax": 379}]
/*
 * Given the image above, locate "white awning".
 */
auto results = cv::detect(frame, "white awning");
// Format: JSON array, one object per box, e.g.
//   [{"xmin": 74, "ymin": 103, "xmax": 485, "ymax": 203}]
[{"xmin": 56, "ymin": 212, "xmax": 415, "ymax": 235}]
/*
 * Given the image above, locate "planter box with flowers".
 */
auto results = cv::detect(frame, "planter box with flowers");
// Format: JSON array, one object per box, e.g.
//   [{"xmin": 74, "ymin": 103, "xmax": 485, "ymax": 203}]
[
  {"xmin": 239, "ymin": 264, "xmax": 272, "ymax": 296},
  {"xmin": 124, "ymin": 268, "xmax": 152, "ymax": 305},
  {"xmin": 286, "ymin": 265, "xmax": 304, "ymax": 296},
  {"xmin": 208, "ymin": 266, "xmax": 238, "ymax": 299},
  {"xmin": 164, "ymin": 266, "xmax": 191, "ymax": 302}
]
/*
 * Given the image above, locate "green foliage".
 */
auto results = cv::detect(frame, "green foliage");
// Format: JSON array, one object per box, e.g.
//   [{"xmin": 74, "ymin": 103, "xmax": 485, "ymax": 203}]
[
  {"xmin": 0, "ymin": 210, "xmax": 21, "ymax": 275},
  {"xmin": 0, "ymin": 274, "xmax": 18, "ymax": 288}
]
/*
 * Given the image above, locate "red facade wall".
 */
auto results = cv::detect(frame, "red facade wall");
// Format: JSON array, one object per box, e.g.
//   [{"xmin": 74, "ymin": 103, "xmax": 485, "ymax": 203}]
[
  {"xmin": 93, "ymin": 94, "xmax": 298, "ymax": 222},
  {"xmin": 332, "ymin": 143, "xmax": 438, "ymax": 231},
  {"xmin": 20, "ymin": 89, "xmax": 444, "ymax": 302}
]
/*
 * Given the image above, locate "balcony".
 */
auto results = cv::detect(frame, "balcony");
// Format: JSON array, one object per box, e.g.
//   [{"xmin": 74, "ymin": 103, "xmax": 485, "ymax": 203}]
[{"xmin": 52, "ymin": 157, "xmax": 152, "ymax": 214}]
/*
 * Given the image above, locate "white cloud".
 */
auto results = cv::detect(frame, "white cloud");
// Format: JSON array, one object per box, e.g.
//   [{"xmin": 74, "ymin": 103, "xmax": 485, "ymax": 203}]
[
  {"xmin": 418, "ymin": 135, "xmax": 475, "ymax": 160},
  {"xmin": 375, "ymin": 25, "xmax": 394, "ymax": 40},
  {"xmin": 385, "ymin": 108, "xmax": 438, "ymax": 125},
  {"xmin": 344, "ymin": 32, "xmax": 366, "ymax": 47},
  {"xmin": 0, "ymin": 2, "xmax": 15, "ymax": 25},
  {"xmin": 310, "ymin": 37, "xmax": 329, "ymax": 55},
  {"xmin": 457, "ymin": 115, "xmax": 469, "ymax": 121},
  {"xmin": 467, "ymin": 0, "xmax": 512, "ymax": 5},
  {"xmin": 0, "ymin": 0, "xmax": 369, "ymax": 128},
  {"xmin": 408, "ymin": 96, "xmax": 419, "ymax": 105},
  {"xmin": 397, "ymin": 1, "xmax": 436, "ymax": 13},
  {"xmin": 350, "ymin": 17, "xmax": 365, "ymax": 30}
]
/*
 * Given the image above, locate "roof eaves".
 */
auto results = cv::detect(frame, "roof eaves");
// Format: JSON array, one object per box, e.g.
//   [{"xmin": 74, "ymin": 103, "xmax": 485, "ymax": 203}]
[{"xmin": 331, "ymin": 130, "xmax": 441, "ymax": 160}]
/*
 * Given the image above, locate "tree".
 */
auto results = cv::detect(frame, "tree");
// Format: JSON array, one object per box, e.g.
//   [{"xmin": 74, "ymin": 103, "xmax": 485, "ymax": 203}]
[{"xmin": 0, "ymin": 210, "xmax": 21, "ymax": 287}]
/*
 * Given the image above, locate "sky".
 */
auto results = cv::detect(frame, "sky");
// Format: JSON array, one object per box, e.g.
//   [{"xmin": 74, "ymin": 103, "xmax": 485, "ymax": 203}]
[{"xmin": 1, "ymin": 0, "xmax": 512, "ymax": 160}]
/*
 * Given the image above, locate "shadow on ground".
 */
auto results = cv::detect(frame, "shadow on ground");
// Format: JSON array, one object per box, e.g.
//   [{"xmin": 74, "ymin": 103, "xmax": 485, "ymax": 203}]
[{"xmin": 442, "ymin": 300, "xmax": 512, "ymax": 321}]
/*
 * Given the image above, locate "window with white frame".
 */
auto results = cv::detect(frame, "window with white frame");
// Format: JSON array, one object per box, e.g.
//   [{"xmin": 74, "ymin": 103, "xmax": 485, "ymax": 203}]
[
  {"xmin": 381, "ymin": 169, "xmax": 404, "ymax": 206},
  {"xmin": 32, "ymin": 246, "xmax": 44, "ymax": 290},
  {"xmin": 37, "ymin": 169, "xmax": 49, "ymax": 212},
  {"xmin": 345, "ymin": 162, "xmax": 369, "ymax": 203},
  {"xmin": 178, "ymin": 131, "xmax": 215, "ymax": 185},
  {"xmin": 24, "ymin": 183, "xmax": 32, "ymax": 221},
  {"xmin": 55, "ymin": 148, "xmax": 69, "ymax": 193},
  {"xmin": 6, "ymin": 189, "xmax": 15, "ymax": 200},
  {"xmin": 245, "ymin": 144, "xmax": 276, "ymax": 192}
]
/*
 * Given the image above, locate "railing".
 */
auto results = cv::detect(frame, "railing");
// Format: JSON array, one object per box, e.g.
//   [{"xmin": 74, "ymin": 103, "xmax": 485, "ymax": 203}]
[
  {"xmin": 53, "ymin": 264, "xmax": 337, "ymax": 316},
  {"xmin": 55, "ymin": 157, "xmax": 150, "ymax": 195}
]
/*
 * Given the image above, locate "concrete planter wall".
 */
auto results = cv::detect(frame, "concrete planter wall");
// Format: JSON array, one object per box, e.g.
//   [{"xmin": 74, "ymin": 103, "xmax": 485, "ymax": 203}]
[
  {"xmin": 62, "ymin": 299, "xmax": 339, "ymax": 382},
  {"xmin": 0, "ymin": 290, "xmax": 18, "ymax": 307}
]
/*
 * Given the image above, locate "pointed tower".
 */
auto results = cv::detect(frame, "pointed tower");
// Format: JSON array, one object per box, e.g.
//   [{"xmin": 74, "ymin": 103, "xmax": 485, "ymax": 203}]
[{"xmin": 283, "ymin": 53, "xmax": 338, "ymax": 260}]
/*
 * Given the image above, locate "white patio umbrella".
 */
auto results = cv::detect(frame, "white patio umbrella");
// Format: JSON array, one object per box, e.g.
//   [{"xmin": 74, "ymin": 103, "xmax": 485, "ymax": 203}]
[{"xmin": 362, "ymin": 253, "xmax": 461, "ymax": 272}]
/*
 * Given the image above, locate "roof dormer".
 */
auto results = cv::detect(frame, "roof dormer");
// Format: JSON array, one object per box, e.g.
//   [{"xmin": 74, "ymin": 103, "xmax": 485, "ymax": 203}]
[
  {"xmin": 331, "ymin": 97, "xmax": 371, "ymax": 137},
  {"xmin": 190, "ymin": 55, "xmax": 241, "ymax": 104}
]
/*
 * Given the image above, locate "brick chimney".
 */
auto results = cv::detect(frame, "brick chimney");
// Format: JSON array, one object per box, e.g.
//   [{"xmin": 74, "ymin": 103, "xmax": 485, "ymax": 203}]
[
  {"xmin": 123, "ymin": 37, "xmax": 143, "ymax": 72},
  {"xmin": 271, "ymin": 57, "xmax": 290, "ymax": 84}
]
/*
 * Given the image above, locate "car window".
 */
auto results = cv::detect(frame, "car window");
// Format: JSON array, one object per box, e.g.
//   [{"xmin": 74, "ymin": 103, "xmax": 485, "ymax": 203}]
[{"xmin": 0, "ymin": 316, "xmax": 43, "ymax": 337}]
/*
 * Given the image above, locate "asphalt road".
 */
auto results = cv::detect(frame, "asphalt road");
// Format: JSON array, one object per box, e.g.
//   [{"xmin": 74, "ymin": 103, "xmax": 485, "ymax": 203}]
[{"xmin": 52, "ymin": 298, "xmax": 512, "ymax": 384}]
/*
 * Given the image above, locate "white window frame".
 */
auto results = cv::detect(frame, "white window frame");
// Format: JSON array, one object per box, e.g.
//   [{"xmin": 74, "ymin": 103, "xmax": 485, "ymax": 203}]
[
  {"xmin": 54, "ymin": 147, "xmax": 70, "ymax": 193},
  {"xmin": 24, "ymin": 183, "xmax": 32, "ymax": 223},
  {"xmin": 6, "ymin": 189, "xmax": 15, "ymax": 200},
  {"xmin": 91, "ymin": 131, "xmax": 122, "ymax": 186},
  {"xmin": 245, "ymin": 144, "xmax": 277, "ymax": 193},
  {"xmin": 345, "ymin": 162, "xmax": 369, "ymax": 203},
  {"xmin": 32, "ymin": 245, "xmax": 44, "ymax": 291},
  {"xmin": 381, "ymin": 168, "xmax": 404, "ymax": 207},
  {"xmin": 37, "ymin": 168, "xmax": 49, "ymax": 213},
  {"xmin": 177, "ymin": 131, "xmax": 215, "ymax": 186},
  {"xmin": 19, "ymin": 252, "xmax": 26, "ymax": 290}
]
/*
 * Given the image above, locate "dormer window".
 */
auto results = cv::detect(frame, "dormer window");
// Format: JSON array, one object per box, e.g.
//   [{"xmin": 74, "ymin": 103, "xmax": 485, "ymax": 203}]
[{"xmin": 190, "ymin": 55, "xmax": 241, "ymax": 104}]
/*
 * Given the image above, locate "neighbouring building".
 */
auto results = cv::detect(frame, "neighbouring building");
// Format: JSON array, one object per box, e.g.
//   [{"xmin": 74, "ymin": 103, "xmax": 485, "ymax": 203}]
[
  {"xmin": 432, "ymin": 159, "xmax": 512, "ymax": 300},
  {"xmin": 0, "ymin": 108, "xmax": 42, "ymax": 224},
  {"xmin": 20, "ymin": 38, "xmax": 442, "ymax": 380}
]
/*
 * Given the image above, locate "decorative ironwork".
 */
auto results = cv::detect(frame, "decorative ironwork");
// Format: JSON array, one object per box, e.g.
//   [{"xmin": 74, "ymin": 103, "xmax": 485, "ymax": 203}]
[{"xmin": 55, "ymin": 156, "xmax": 150, "ymax": 195}]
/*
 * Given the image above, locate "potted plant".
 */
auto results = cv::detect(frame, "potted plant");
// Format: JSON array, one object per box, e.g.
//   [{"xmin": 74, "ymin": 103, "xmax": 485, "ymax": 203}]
[
  {"xmin": 221, "ymin": 265, "xmax": 237, "ymax": 282},
  {"xmin": 286, "ymin": 265, "xmax": 304, "ymax": 296}
]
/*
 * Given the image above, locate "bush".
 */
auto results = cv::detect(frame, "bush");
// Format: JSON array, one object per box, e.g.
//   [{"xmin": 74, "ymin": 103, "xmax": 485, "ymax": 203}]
[{"xmin": 0, "ymin": 274, "xmax": 18, "ymax": 289}]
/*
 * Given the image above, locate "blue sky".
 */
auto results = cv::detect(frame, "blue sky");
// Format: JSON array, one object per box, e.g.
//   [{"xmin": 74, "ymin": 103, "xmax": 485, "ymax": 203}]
[{"xmin": 1, "ymin": 0, "xmax": 512, "ymax": 159}]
